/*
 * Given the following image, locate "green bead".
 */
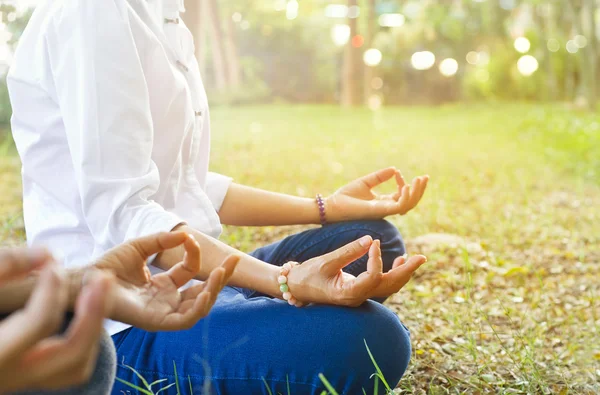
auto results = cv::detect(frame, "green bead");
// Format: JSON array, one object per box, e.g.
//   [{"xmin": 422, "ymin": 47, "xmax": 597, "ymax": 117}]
[{"xmin": 280, "ymin": 284, "xmax": 289, "ymax": 293}]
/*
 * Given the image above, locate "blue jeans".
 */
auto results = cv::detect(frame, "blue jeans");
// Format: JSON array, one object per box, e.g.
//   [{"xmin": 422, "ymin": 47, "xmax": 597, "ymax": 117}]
[{"xmin": 111, "ymin": 220, "xmax": 411, "ymax": 395}]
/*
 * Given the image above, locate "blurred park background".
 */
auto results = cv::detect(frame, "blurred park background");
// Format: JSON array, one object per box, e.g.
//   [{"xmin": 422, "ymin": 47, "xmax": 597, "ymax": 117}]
[{"xmin": 0, "ymin": 0, "xmax": 599, "ymax": 394}]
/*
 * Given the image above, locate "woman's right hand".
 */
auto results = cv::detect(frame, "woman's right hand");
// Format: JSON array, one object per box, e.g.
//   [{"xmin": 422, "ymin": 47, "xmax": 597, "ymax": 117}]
[{"xmin": 286, "ymin": 236, "xmax": 427, "ymax": 307}]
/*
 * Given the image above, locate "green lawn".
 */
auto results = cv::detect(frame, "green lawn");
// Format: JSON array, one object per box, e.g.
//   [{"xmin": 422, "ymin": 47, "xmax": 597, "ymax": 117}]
[{"xmin": 1, "ymin": 104, "xmax": 599, "ymax": 393}]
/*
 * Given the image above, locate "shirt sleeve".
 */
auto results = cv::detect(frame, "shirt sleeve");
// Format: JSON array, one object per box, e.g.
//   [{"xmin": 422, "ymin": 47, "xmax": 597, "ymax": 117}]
[
  {"xmin": 205, "ymin": 172, "xmax": 232, "ymax": 212},
  {"xmin": 46, "ymin": 0, "xmax": 183, "ymax": 248}
]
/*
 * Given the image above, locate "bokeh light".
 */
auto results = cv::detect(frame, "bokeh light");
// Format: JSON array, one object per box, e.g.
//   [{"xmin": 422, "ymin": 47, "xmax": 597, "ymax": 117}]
[
  {"xmin": 331, "ymin": 24, "xmax": 350, "ymax": 47},
  {"xmin": 286, "ymin": 0, "xmax": 298, "ymax": 20},
  {"xmin": 566, "ymin": 40, "xmax": 579, "ymax": 54},
  {"xmin": 368, "ymin": 95, "xmax": 383, "ymax": 110},
  {"xmin": 351, "ymin": 35, "xmax": 364, "ymax": 48},
  {"xmin": 324, "ymin": 4, "xmax": 348, "ymax": 18},
  {"xmin": 514, "ymin": 37, "xmax": 531, "ymax": 53},
  {"xmin": 517, "ymin": 55, "xmax": 539, "ymax": 76},
  {"xmin": 547, "ymin": 39, "xmax": 560, "ymax": 52},
  {"xmin": 411, "ymin": 51, "xmax": 436, "ymax": 71},
  {"xmin": 574, "ymin": 35, "xmax": 588, "ymax": 48},
  {"xmin": 363, "ymin": 48, "xmax": 382, "ymax": 67},
  {"xmin": 371, "ymin": 77, "xmax": 384, "ymax": 90},
  {"xmin": 232, "ymin": 12, "xmax": 242, "ymax": 23},
  {"xmin": 466, "ymin": 51, "xmax": 479, "ymax": 65},
  {"xmin": 439, "ymin": 58, "xmax": 459, "ymax": 77},
  {"xmin": 348, "ymin": 6, "xmax": 360, "ymax": 19},
  {"xmin": 378, "ymin": 14, "xmax": 405, "ymax": 28}
]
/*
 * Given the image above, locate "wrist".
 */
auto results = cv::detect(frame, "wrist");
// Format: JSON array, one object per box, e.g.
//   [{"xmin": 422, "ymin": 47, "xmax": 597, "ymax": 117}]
[{"xmin": 65, "ymin": 268, "xmax": 86, "ymax": 308}]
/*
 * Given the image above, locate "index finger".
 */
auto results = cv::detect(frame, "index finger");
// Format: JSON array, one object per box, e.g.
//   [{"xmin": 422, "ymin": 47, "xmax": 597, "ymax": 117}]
[
  {"xmin": 359, "ymin": 167, "xmax": 397, "ymax": 189},
  {"xmin": 128, "ymin": 231, "xmax": 190, "ymax": 259}
]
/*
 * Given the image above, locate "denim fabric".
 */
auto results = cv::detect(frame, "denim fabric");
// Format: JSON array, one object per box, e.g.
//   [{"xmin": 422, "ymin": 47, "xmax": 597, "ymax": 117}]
[{"xmin": 111, "ymin": 220, "xmax": 411, "ymax": 395}]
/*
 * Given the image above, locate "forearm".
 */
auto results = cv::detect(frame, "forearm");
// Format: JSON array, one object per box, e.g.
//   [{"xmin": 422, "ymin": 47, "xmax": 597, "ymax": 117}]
[
  {"xmin": 218, "ymin": 183, "xmax": 321, "ymax": 226},
  {"xmin": 0, "ymin": 269, "xmax": 84, "ymax": 314},
  {"xmin": 155, "ymin": 224, "xmax": 282, "ymax": 297}
]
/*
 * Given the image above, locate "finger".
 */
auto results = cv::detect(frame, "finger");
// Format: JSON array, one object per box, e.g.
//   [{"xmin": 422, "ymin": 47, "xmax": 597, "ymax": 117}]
[
  {"xmin": 0, "ymin": 247, "xmax": 53, "ymax": 283},
  {"xmin": 396, "ymin": 185, "xmax": 411, "ymax": 214},
  {"xmin": 321, "ymin": 236, "xmax": 373, "ymax": 275},
  {"xmin": 406, "ymin": 177, "xmax": 422, "ymax": 207},
  {"xmin": 22, "ymin": 273, "xmax": 111, "ymax": 370},
  {"xmin": 179, "ymin": 254, "xmax": 238, "ymax": 303},
  {"xmin": 166, "ymin": 236, "xmax": 202, "ymax": 288},
  {"xmin": 388, "ymin": 255, "xmax": 428, "ymax": 280},
  {"xmin": 220, "ymin": 254, "xmax": 240, "ymax": 287},
  {"xmin": 417, "ymin": 175, "xmax": 430, "ymax": 201},
  {"xmin": 340, "ymin": 246, "xmax": 384, "ymax": 306},
  {"xmin": 0, "ymin": 267, "xmax": 67, "ymax": 364},
  {"xmin": 367, "ymin": 240, "xmax": 384, "ymax": 275},
  {"xmin": 359, "ymin": 167, "xmax": 397, "ymax": 189},
  {"xmin": 392, "ymin": 170, "xmax": 407, "ymax": 200},
  {"xmin": 203, "ymin": 267, "xmax": 226, "ymax": 297},
  {"xmin": 392, "ymin": 253, "xmax": 408, "ymax": 269},
  {"xmin": 128, "ymin": 231, "xmax": 190, "ymax": 259}
]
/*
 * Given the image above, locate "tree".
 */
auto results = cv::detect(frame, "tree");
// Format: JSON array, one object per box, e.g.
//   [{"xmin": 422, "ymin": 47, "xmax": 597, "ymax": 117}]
[{"xmin": 341, "ymin": 0, "xmax": 362, "ymax": 106}]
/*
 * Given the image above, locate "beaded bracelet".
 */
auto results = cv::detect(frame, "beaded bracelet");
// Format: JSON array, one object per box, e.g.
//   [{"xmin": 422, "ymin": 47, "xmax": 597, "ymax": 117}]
[
  {"xmin": 278, "ymin": 262, "xmax": 303, "ymax": 307},
  {"xmin": 316, "ymin": 194, "xmax": 327, "ymax": 226}
]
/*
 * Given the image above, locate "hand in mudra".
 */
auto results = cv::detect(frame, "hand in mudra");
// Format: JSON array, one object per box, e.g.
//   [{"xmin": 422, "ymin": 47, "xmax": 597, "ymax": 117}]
[
  {"xmin": 94, "ymin": 232, "xmax": 238, "ymax": 331},
  {"xmin": 287, "ymin": 236, "xmax": 427, "ymax": 307},
  {"xmin": 326, "ymin": 167, "xmax": 429, "ymax": 222}
]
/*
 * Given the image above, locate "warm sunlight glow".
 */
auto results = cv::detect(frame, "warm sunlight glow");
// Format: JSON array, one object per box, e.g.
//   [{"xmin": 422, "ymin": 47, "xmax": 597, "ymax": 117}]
[
  {"xmin": 517, "ymin": 55, "xmax": 539, "ymax": 76},
  {"xmin": 331, "ymin": 24, "xmax": 350, "ymax": 47},
  {"xmin": 439, "ymin": 58, "xmax": 459, "ymax": 77},
  {"xmin": 363, "ymin": 48, "xmax": 382, "ymax": 67},
  {"xmin": 378, "ymin": 14, "xmax": 405, "ymax": 28},
  {"xmin": 411, "ymin": 51, "xmax": 436, "ymax": 71},
  {"xmin": 514, "ymin": 37, "xmax": 531, "ymax": 54}
]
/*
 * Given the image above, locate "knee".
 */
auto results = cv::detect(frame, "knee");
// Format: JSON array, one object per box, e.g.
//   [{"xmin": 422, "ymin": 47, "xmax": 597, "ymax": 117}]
[
  {"xmin": 322, "ymin": 302, "xmax": 411, "ymax": 394},
  {"xmin": 360, "ymin": 303, "xmax": 411, "ymax": 391}
]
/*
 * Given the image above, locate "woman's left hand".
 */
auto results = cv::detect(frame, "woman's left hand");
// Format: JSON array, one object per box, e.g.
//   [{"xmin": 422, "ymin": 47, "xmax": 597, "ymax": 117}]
[{"xmin": 325, "ymin": 167, "xmax": 429, "ymax": 223}]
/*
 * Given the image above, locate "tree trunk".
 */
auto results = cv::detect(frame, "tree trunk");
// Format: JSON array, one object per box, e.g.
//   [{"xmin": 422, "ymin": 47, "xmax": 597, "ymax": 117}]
[
  {"xmin": 206, "ymin": 0, "xmax": 229, "ymax": 90},
  {"xmin": 341, "ymin": 0, "xmax": 362, "ymax": 106},
  {"xmin": 223, "ymin": 15, "xmax": 242, "ymax": 88},
  {"xmin": 183, "ymin": 0, "xmax": 208, "ymax": 76},
  {"xmin": 541, "ymin": 3, "xmax": 558, "ymax": 101},
  {"xmin": 581, "ymin": 0, "xmax": 597, "ymax": 110},
  {"xmin": 363, "ymin": 0, "xmax": 377, "ymax": 105}
]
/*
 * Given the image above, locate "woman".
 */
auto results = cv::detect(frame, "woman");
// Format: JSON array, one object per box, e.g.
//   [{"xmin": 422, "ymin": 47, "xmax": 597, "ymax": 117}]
[
  {"xmin": 8, "ymin": 0, "xmax": 429, "ymax": 393},
  {"xmin": 0, "ymin": 232, "xmax": 237, "ymax": 394}
]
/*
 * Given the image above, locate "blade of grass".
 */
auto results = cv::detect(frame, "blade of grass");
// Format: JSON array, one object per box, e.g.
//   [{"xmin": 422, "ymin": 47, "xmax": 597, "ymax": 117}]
[
  {"xmin": 149, "ymin": 378, "xmax": 168, "ymax": 389},
  {"xmin": 188, "ymin": 375, "xmax": 193, "ymax": 395},
  {"xmin": 374, "ymin": 376, "xmax": 379, "ymax": 395},
  {"xmin": 287, "ymin": 374, "xmax": 291, "ymax": 395},
  {"xmin": 115, "ymin": 377, "xmax": 154, "ymax": 395},
  {"xmin": 364, "ymin": 339, "xmax": 391, "ymax": 391},
  {"xmin": 318, "ymin": 373, "xmax": 339, "ymax": 395},
  {"xmin": 156, "ymin": 383, "xmax": 177, "ymax": 394},
  {"xmin": 262, "ymin": 378, "xmax": 274, "ymax": 395},
  {"xmin": 173, "ymin": 361, "xmax": 181, "ymax": 395},
  {"xmin": 120, "ymin": 363, "xmax": 152, "ymax": 390}
]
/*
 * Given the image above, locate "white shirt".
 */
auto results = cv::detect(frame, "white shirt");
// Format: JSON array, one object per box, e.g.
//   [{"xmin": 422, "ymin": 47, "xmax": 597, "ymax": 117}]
[{"xmin": 7, "ymin": 0, "xmax": 231, "ymax": 335}]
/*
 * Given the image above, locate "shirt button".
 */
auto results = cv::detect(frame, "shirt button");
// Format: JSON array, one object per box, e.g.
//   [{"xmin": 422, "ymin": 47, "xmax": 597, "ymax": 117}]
[
  {"xmin": 176, "ymin": 60, "xmax": 189, "ymax": 73},
  {"xmin": 164, "ymin": 17, "xmax": 180, "ymax": 24}
]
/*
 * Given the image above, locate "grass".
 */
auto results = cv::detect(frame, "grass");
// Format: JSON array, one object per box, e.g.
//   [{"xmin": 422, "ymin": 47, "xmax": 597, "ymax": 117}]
[{"xmin": 1, "ymin": 103, "xmax": 599, "ymax": 393}]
